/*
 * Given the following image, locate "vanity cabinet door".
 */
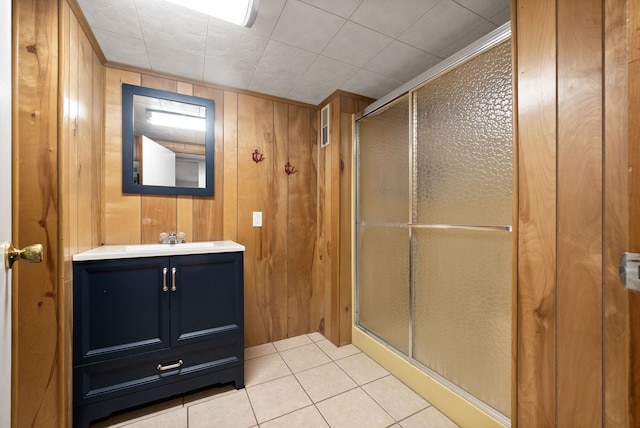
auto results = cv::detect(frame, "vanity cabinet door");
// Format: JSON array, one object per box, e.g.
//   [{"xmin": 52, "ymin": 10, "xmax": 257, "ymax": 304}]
[
  {"xmin": 73, "ymin": 257, "xmax": 171, "ymax": 364},
  {"xmin": 170, "ymin": 252, "xmax": 243, "ymax": 347}
]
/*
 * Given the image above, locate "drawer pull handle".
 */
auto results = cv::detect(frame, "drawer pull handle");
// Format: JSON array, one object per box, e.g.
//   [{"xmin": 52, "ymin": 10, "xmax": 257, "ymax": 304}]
[
  {"xmin": 162, "ymin": 267, "xmax": 168, "ymax": 292},
  {"xmin": 157, "ymin": 359, "xmax": 183, "ymax": 372},
  {"xmin": 171, "ymin": 267, "xmax": 177, "ymax": 291}
]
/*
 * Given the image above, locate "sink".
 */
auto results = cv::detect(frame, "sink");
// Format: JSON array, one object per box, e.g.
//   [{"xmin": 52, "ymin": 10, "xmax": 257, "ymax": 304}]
[
  {"xmin": 73, "ymin": 240, "xmax": 245, "ymax": 261},
  {"xmin": 124, "ymin": 242, "xmax": 216, "ymax": 252}
]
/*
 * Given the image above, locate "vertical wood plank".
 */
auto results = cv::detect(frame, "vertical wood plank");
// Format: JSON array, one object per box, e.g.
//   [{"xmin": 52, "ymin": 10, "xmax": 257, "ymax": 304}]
[
  {"xmin": 193, "ymin": 85, "xmax": 224, "ymax": 241},
  {"xmin": 286, "ymin": 105, "xmax": 316, "ymax": 337},
  {"xmin": 238, "ymin": 94, "xmax": 276, "ymax": 346},
  {"xmin": 514, "ymin": 0, "xmax": 557, "ymax": 425},
  {"xmin": 139, "ymin": 75, "xmax": 178, "ymax": 243},
  {"xmin": 223, "ymin": 91, "xmax": 239, "ymax": 241},
  {"xmin": 176, "ymin": 83, "xmax": 194, "ymax": 238},
  {"xmin": 557, "ymin": 1, "xmax": 603, "ymax": 425},
  {"xmin": 91, "ymin": 46, "xmax": 103, "ymax": 246},
  {"xmin": 272, "ymin": 102, "xmax": 289, "ymax": 339},
  {"xmin": 13, "ymin": 0, "xmax": 61, "ymax": 425},
  {"xmin": 338, "ymin": 107, "xmax": 353, "ymax": 346},
  {"xmin": 58, "ymin": 4, "xmax": 72, "ymax": 426},
  {"xmin": 103, "ymin": 68, "xmax": 141, "ymax": 244},
  {"xmin": 627, "ymin": 0, "xmax": 640, "ymax": 424},
  {"xmin": 316, "ymin": 111, "xmax": 327, "ymax": 336},
  {"xmin": 604, "ymin": 0, "xmax": 630, "ymax": 425},
  {"xmin": 77, "ymin": 23, "xmax": 94, "ymax": 253}
]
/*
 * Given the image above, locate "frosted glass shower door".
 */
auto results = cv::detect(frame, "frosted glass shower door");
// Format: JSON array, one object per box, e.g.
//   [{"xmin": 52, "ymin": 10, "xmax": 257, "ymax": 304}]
[
  {"xmin": 356, "ymin": 95, "xmax": 410, "ymax": 354},
  {"xmin": 412, "ymin": 40, "xmax": 513, "ymax": 417}
]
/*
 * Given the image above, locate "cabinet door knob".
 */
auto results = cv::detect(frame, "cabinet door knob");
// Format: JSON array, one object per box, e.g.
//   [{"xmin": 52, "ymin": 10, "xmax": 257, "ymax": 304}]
[
  {"xmin": 162, "ymin": 267, "xmax": 168, "ymax": 292},
  {"xmin": 171, "ymin": 267, "xmax": 177, "ymax": 291}
]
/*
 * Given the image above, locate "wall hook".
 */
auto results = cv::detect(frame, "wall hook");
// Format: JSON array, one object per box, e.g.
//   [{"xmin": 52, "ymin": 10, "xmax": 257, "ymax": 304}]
[
  {"xmin": 252, "ymin": 149, "xmax": 264, "ymax": 163},
  {"xmin": 284, "ymin": 161, "xmax": 296, "ymax": 175}
]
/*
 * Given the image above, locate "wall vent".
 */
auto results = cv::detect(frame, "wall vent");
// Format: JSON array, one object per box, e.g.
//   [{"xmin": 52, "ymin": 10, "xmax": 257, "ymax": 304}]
[{"xmin": 321, "ymin": 105, "xmax": 330, "ymax": 148}]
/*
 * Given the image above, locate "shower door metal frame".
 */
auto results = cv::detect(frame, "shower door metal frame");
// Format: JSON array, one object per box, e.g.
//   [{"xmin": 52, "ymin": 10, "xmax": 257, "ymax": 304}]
[{"xmin": 354, "ymin": 22, "xmax": 513, "ymax": 426}]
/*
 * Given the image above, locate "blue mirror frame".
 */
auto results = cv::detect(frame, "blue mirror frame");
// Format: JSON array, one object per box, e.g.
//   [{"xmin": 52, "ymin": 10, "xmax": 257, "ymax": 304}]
[{"xmin": 122, "ymin": 83, "xmax": 215, "ymax": 196}]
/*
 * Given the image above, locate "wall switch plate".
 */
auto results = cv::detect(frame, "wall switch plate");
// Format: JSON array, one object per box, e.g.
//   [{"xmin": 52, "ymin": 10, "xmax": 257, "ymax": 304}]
[{"xmin": 253, "ymin": 211, "xmax": 262, "ymax": 227}]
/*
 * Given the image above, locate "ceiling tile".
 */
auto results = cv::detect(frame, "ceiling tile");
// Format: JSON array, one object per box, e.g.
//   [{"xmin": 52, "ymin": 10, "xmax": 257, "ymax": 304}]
[
  {"xmin": 399, "ymin": 0, "xmax": 492, "ymax": 54},
  {"xmin": 490, "ymin": 7, "xmax": 511, "ymax": 25},
  {"xmin": 136, "ymin": 0, "xmax": 209, "ymax": 55},
  {"xmin": 78, "ymin": 0, "xmax": 142, "ymax": 39},
  {"xmin": 251, "ymin": 0, "xmax": 287, "ymax": 38},
  {"xmin": 248, "ymin": 71, "xmax": 300, "ymax": 99},
  {"xmin": 147, "ymin": 46, "xmax": 205, "ymax": 82},
  {"xmin": 350, "ymin": 0, "xmax": 439, "ymax": 38},
  {"xmin": 453, "ymin": 0, "xmax": 509, "ymax": 20},
  {"xmin": 303, "ymin": 56, "xmax": 358, "ymax": 87},
  {"xmin": 93, "ymin": 29, "xmax": 150, "ymax": 69},
  {"xmin": 254, "ymin": 40, "xmax": 318, "ymax": 78},
  {"xmin": 271, "ymin": 0, "xmax": 346, "ymax": 53},
  {"xmin": 202, "ymin": 62, "xmax": 255, "ymax": 90},
  {"xmin": 364, "ymin": 41, "xmax": 441, "ymax": 82},
  {"xmin": 341, "ymin": 69, "xmax": 404, "ymax": 100},
  {"xmin": 288, "ymin": 79, "xmax": 336, "ymax": 105},
  {"xmin": 205, "ymin": 21, "xmax": 268, "ymax": 66},
  {"xmin": 437, "ymin": 20, "xmax": 498, "ymax": 58},
  {"xmin": 300, "ymin": 0, "xmax": 364, "ymax": 18},
  {"xmin": 322, "ymin": 22, "xmax": 392, "ymax": 67}
]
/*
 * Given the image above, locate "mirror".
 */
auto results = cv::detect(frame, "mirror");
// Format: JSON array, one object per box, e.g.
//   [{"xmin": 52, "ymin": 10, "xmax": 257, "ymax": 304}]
[{"xmin": 122, "ymin": 84, "xmax": 214, "ymax": 196}]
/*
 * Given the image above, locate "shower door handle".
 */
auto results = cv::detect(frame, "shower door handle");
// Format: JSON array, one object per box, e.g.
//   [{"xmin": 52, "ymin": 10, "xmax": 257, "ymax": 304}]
[{"xmin": 619, "ymin": 252, "xmax": 640, "ymax": 292}]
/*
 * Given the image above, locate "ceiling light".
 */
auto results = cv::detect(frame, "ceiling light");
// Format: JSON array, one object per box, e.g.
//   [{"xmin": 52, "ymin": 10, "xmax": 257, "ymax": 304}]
[
  {"xmin": 164, "ymin": 0, "xmax": 260, "ymax": 27},
  {"xmin": 148, "ymin": 110, "xmax": 206, "ymax": 131}
]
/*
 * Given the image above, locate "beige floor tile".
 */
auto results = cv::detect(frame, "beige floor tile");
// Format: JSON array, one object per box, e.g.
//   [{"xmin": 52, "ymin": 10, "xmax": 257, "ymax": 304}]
[
  {"xmin": 363, "ymin": 375, "xmax": 429, "ymax": 421},
  {"xmin": 244, "ymin": 352, "xmax": 292, "ymax": 386},
  {"xmin": 121, "ymin": 408, "xmax": 187, "ymax": 428},
  {"xmin": 272, "ymin": 334, "xmax": 314, "ymax": 351},
  {"xmin": 316, "ymin": 339, "xmax": 361, "ymax": 361},
  {"xmin": 399, "ymin": 407, "xmax": 459, "ymax": 428},
  {"xmin": 246, "ymin": 375, "xmax": 312, "ymax": 423},
  {"xmin": 245, "ymin": 342, "xmax": 277, "ymax": 360},
  {"xmin": 188, "ymin": 389, "xmax": 256, "ymax": 428},
  {"xmin": 295, "ymin": 362, "xmax": 357, "ymax": 402},
  {"xmin": 316, "ymin": 388, "xmax": 395, "ymax": 428},
  {"xmin": 91, "ymin": 398, "xmax": 184, "ymax": 427},
  {"xmin": 280, "ymin": 343, "xmax": 332, "ymax": 373},
  {"xmin": 183, "ymin": 383, "xmax": 237, "ymax": 407},
  {"xmin": 336, "ymin": 352, "xmax": 389, "ymax": 385},
  {"xmin": 307, "ymin": 332, "xmax": 326, "ymax": 342},
  {"xmin": 259, "ymin": 405, "xmax": 329, "ymax": 428}
]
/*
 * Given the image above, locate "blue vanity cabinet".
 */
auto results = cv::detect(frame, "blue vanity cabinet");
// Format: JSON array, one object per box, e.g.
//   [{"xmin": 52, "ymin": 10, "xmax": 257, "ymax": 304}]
[{"xmin": 72, "ymin": 251, "xmax": 244, "ymax": 428}]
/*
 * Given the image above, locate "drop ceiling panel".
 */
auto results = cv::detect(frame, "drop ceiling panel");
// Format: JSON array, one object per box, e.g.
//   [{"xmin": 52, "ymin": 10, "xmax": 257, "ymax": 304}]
[
  {"xmin": 350, "ymin": 0, "xmax": 440, "ymax": 38},
  {"xmin": 77, "ymin": 0, "xmax": 510, "ymax": 105}
]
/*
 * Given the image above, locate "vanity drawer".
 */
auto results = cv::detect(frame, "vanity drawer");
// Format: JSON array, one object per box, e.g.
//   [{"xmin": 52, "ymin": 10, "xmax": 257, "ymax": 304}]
[{"xmin": 74, "ymin": 334, "xmax": 243, "ymax": 404}]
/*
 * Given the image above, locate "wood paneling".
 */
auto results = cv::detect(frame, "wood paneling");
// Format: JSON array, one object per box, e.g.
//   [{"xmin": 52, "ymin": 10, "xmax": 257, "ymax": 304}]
[
  {"xmin": 58, "ymin": 2, "xmax": 104, "ymax": 426},
  {"xmin": 223, "ymin": 91, "xmax": 239, "ymax": 241},
  {"xmin": 556, "ymin": 0, "xmax": 603, "ymax": 424},
  {"xmin": 515, "ymin": 0, "xmax": 640, "ymax": 425},
  {"xmin": 628, "ymin": 2, "xmax": 640, "ymax": 424},
  {"xmin": 318, "ymin": 92, "xmax": 373, "ymax": 346},
  {"xmin": 13, "ymin": 0, "xmax": 61, "ymax": 426},
  {"xmin": 513, "ymin": 0, "xmax": 557, "ymax": 425},
  {"xmin": 604, "ymin": 0, "xmax": 630, "ymax": 425}
]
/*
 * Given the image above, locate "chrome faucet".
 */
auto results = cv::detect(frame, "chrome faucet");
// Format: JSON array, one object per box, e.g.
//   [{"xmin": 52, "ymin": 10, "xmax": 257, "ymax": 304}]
[{"xmin": 159, "ymin": 232, "xmax": 185, "ymax": 244}]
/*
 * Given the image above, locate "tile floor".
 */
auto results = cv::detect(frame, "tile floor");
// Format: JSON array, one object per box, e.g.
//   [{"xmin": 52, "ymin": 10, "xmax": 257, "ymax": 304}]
[{"xmin": 92, "ymin": 333, "xmax": 459, "ymax": 428}]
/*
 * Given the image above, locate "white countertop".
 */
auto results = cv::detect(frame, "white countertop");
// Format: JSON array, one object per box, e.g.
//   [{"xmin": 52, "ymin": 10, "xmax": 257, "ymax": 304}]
[{"xmin": 73, "ymin": 240, "xmax": 245, "ymax": 261}]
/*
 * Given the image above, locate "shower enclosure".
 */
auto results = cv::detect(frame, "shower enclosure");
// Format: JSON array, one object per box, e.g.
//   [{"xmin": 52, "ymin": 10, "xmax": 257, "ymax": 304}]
[{"xmin": 355, "ymin": 27, "xmax": 513, "ymax": 424}]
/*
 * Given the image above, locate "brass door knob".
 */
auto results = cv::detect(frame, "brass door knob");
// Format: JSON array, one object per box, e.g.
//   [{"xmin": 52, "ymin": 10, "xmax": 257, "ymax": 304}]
[{"xmin": 4, "ymin": 242, "xmax": 43, "ymax": 269}]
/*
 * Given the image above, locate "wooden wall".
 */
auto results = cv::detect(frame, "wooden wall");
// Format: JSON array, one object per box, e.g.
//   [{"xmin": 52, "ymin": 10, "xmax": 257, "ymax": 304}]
[
  {"xmin": 13, "ymin": 0, "xmax": 62, "ymax": 426},
  {"xmin": 59, "ymin": 2, "xmax": 104, "ymax": 427},
  {"xmin": 513, "ymin": 0, "xmax": 636, "ymax": 425},
  {"xmin": 102, "ymin": 68, "xmax": 319, "ymax": 347},
  {"xmin": 317, "ymin": 92, "xmax": 372, "ymax": 346}
]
